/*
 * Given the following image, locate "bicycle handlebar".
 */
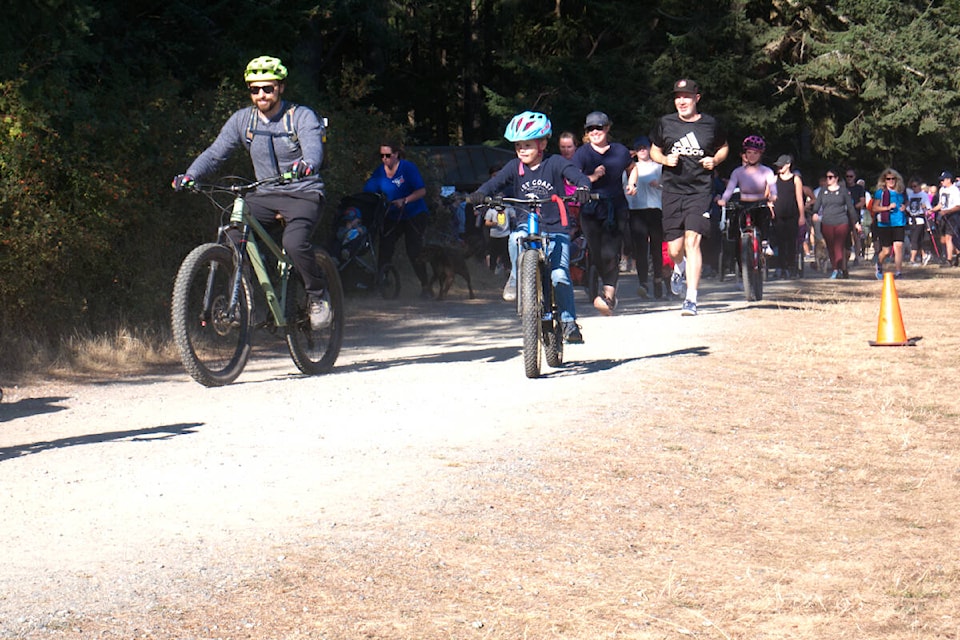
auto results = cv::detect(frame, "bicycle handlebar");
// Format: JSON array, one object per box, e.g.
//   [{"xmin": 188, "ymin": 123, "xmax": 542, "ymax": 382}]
[
  {"xmin": 190, "ymin": 172, "xmax": 302, "ymax": 195},
  {"xmin": 481, "ymin": 194, "xmax": 598, "ymax": 207}
]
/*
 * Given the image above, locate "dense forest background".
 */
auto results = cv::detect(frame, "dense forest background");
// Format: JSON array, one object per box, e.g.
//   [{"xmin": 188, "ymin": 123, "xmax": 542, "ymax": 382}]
[{"xmin": 3, "ymin": 0, "xmax": 960, "ymax": 344}]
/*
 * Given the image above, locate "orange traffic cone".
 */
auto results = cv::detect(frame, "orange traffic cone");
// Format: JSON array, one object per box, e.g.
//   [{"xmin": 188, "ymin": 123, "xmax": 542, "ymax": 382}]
[{"xmin": 869, "ymin": 272, "xmax": 916, "ymax": 346}]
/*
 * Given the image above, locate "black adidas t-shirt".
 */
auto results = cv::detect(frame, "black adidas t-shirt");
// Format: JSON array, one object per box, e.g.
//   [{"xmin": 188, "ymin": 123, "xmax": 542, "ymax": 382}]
[{"xmin": 649, "ymin": 113, "xmax": 726, "ymax": 196}]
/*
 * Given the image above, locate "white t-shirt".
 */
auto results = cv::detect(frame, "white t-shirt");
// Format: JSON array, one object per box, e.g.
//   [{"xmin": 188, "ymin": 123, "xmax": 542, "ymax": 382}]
[{"xmin": 623, "ymin": 160, "xmax": 663, "ymax": 210}]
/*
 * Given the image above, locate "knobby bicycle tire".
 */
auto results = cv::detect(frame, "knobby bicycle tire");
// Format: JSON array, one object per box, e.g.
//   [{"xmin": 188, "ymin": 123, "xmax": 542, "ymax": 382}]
[
  {"xmin": 286, "ymin": 249, "xmax": 345, "ymax": 375},
  {"xmin": 520, "ymin": 249, "xmax": 542, "ymax": 379},
  {"xmin": 172, "ymin": 243, "xmax": 252, "ymax": 387},
  {"xmin": 740, "ymin": 236, "xmax": 757, "ymax": 303}
]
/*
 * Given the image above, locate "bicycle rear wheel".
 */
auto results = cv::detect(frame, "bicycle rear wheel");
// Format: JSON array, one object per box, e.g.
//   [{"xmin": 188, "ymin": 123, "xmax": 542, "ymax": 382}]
[
  {"xmin": 286, "ymin": 249, "xmax": 345, "ymax": 375},
  {"xmin": 171, "ymin": 243, "xmax": 252, "ymax": 387},
  {"xmin": 520, "ymin": 249, "xmax": 543, "ymax": 379}
]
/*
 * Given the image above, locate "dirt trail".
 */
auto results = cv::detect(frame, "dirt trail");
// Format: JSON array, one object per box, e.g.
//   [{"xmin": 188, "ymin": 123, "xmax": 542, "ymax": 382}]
[{"xmin": 2, "ymin": 267, "xmax": 958, "ymax": 638}]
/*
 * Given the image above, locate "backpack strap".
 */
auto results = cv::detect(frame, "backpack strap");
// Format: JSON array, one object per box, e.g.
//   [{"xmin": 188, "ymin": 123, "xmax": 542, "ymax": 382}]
[{"xmin": 244, "ymin": 103, "xmax": 300, "ymax": 144}]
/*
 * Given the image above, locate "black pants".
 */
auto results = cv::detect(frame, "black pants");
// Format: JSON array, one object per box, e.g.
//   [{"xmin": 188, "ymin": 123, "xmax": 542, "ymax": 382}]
[
  {"xmin": 773, "ymin": 214, "xmax": 800, "ymax": 274},
  {"xmin": 379, "ymin": 213, "xmax": 429, "ymax": 287},
  {"xmin": 241, "ymin": 192, "xmax": 324, "ymax": 297},
  {"xmin": 627, "ymin": 207, "xmax": 664, "ymax": 284},
  {"xmin": 580, "ymin": 202, "xmax": 629, "ymax": 289}
]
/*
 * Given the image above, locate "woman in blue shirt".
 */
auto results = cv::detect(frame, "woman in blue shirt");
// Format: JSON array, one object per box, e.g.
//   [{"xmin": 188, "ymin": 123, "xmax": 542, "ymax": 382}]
[
  {"xmin": 872, "ymin": 168, "xmax": 907, "ymax": 278},
  {"xmin": 364, "ymin": 141, "xmax": 431, "ymax": 297}
]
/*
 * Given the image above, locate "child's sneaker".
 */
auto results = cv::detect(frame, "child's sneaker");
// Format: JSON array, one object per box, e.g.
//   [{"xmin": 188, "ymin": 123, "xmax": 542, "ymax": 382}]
[
  {"xmin": 502, "ymin": 273, "xmax": 517, "ymax": 301},
  {"xmin": 562, "ymin": 321, "xmax": 584, "ymax": 344}
]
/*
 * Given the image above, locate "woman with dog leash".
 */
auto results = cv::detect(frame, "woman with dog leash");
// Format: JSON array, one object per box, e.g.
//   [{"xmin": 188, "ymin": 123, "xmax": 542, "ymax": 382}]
[{"xmin": 363, "ymin": 141, "xmax": 432, "ymax": 298}]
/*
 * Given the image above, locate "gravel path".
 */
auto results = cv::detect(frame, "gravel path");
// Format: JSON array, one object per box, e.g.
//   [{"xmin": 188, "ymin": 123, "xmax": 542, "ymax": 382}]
[{"xmin": 0, "ymin": 281, "xmax": 749, "ymax": 636}]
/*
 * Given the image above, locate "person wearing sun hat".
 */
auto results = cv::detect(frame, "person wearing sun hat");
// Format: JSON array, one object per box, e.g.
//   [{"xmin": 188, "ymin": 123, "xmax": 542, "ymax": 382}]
[{"xmin": 649, "ymin": 78, "xmax": 729, "ymax": 316}]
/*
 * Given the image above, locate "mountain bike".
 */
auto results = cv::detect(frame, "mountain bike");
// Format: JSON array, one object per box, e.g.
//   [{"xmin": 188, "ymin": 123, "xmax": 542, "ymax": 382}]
[
  {"xmin": 482, "ymin": 194, "xmax": 588, "ymax": 379},
  {"xmin": 724, "ymin": 199, "xmax": 771, "ymax": 302},
  {"xmin": 171, "ymin": 175, "xmax": 344, "ymax": 387}
]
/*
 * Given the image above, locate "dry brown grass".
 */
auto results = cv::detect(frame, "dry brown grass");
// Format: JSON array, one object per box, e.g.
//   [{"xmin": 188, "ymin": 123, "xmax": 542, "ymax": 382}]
[{"xmin": 16, "ymin": 267, "xmax": 960, "ymax": 639}]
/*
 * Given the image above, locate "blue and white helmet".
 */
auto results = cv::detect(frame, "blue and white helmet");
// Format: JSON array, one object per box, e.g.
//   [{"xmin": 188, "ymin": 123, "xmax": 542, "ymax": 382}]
[{"xmin": 504, "ymin": 111, "xmax": 552, "ymax": 142}]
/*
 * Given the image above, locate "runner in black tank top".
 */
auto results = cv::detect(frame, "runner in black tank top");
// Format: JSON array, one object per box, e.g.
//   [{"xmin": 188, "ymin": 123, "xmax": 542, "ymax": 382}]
[{"xmin": 771, "ymin": 155, "xmax": 806, "ymax": 278}]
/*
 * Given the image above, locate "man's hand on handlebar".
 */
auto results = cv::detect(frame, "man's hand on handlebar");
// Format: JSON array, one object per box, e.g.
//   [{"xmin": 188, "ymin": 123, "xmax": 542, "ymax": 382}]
[{"xmin": 171, "ymin": 174, "xmax": 196, "ymax": 192}]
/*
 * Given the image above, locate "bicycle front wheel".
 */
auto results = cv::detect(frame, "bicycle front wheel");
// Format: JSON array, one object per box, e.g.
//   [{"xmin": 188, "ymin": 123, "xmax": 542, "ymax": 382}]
[
  {"xmin": 740, "ymin": 236, "xmax": 757, "ymax": 303},
  {"xmin": 519, "ymin": 249, "xmax": 543, "ymax": 379},
  {"xmin": 171, "ymin": 243, "xmax": 252, "ymax": 387},
  {"xmin": 286, "ymin": 249, "xmax": 345, "ymax": 375}
]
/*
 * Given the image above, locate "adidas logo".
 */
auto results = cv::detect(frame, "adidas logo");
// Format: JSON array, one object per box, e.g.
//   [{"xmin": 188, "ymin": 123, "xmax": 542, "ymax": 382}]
[{"xmin": 669, "ymin": 132, "xmax": 706, "ymax": 158}]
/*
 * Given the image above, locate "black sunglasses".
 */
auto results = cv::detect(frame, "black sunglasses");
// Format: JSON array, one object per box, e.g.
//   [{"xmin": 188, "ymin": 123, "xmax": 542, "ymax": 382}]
[
  {"xmin": 380, "ymin": 153, "xmax": 394, "ymax": 158},
  {"xmin": 585, "ymin": 125, "xmax": 604, "ymax": 133},
  {"xmin": 826, "ymin": 174, "xmax": 837, "ymax": 179},
  {"xmin": 249, "ymin": 85, "xmax": 277, "ymax": 95}
]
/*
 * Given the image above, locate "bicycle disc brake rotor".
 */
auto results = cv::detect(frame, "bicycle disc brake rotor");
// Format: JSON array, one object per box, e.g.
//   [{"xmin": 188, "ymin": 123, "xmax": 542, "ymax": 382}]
[{"xmin": 207, "ymin": 295, "xmax": 240, "ymax": 336}]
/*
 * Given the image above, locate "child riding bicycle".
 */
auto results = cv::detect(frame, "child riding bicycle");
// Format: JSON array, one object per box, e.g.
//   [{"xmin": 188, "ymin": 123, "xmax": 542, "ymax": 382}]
[{"xmin": 466, "ymin": 111, "xmax": 591, "ymax": 343}]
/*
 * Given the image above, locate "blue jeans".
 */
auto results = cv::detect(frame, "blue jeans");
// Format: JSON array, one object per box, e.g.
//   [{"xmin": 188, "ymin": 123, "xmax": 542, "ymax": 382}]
[{"xmin": 508, "ymin": 227, "xmax": 576, "ymax": 323}]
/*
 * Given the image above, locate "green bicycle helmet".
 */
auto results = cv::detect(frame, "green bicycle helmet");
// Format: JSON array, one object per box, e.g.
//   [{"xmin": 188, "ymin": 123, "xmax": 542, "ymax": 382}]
[
  {"xmin": 244, "ymin": 56, "xmax": 288, "ymax": 82},
  {"xmin": 504, "ymin": 111, "xmax": 552, "ymax": 142}
]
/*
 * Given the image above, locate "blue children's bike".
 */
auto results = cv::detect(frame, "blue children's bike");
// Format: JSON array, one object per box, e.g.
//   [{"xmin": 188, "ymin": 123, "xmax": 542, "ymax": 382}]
[{"xmin": 482, "ymin": 194, "xmax": 589, "ymax": 378}]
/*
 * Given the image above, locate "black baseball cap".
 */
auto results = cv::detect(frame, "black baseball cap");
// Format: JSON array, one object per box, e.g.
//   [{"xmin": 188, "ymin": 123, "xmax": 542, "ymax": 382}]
[
  {"xmin": 673, "ymin": 79, "xmax": 700, "ymax": 95},
  {"xmin": 774, "ymin": 154, "xmax": 793, "ymax": 168},
  {"xmin": 940, "ymin": 171, "xmax": 953, "ymax": 180},
  {"xmin": 585, "ymin": 111, "xmax": 611, "ymax": 128}
]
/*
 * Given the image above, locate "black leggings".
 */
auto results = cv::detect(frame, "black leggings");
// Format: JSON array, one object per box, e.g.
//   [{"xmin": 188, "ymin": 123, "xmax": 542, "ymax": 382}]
[
  {"xmin": 380, "ymin": 213, "xmax": 429, "ymax": 287},
  {"xmin": 772, "ymin": 215, "xmax": 799, "ymax": 273},
  {"xmin": 580, "ymin": 205, "xmax": 629, "ymax": 289},
  {"xmin": 627, "ymin": 208, "xmax": 664, "ymax": 283}
]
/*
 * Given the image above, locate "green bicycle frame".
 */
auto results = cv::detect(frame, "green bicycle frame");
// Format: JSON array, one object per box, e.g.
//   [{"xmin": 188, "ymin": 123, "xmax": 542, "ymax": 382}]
[{"xmin": 227, "ymin": 195, "xmax": 294, "ymax": 327}]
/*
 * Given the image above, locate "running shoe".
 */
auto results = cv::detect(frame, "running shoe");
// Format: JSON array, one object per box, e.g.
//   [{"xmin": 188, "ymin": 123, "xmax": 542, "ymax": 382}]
[
  {"xmin": 922, "ymin": 254, "xmax": 932, "ymax": 266},
  {"xmin": 829, "ymin": 270, "xmax": 839, "ymax": 279},
  {"xmin": 681, "ymin": 299, "xmax": 697, "ymax": 316},
  {"xmin": 670, "ymin": 270, "xmax": 687, "ymax": 298},
  {"xmin": 562, "ymin": 321, "xmax": 584, "ymax": 344},
  {"xmin": 876, "ymin": 265, "xmax": 883, "ymax": 280},
  {"xmin": 653, "ymin": 278, "xmax": 664, "ymax": 299},
  {"xmin": 502, "ymin": 273, "xmax": 517, "ymax": 301},
  {"xmin": 308, "ymin": 294, "xmax": 332, "ymax": 330}
]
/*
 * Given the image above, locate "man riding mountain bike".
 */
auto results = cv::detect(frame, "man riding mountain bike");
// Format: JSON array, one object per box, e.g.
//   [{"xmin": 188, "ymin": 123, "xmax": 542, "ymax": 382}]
[{"xmin": 172, "ymin": 55, "xmax": 332, "ymax": 330}]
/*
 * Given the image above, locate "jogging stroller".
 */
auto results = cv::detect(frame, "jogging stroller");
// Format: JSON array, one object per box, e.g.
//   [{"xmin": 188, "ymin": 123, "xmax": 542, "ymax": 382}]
[
  {"xmin": 330, "ymin": 192, "xmax": 400, "ymax": 298},
  {"xmin": 566, "ymin": 202, "xmax": 601, "ymax": 301}
]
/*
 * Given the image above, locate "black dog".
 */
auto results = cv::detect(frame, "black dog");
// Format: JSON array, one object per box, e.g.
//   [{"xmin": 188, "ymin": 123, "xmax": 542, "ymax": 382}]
[{"xmin": 419, "ymin": 242, "xmax": 476, "ymax": 300}]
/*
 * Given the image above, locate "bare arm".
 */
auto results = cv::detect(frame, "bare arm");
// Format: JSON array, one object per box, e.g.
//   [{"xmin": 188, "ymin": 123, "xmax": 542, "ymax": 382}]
[{"xmin": 795, "ymin": 177, "xmax": 806, "ymax": 225}]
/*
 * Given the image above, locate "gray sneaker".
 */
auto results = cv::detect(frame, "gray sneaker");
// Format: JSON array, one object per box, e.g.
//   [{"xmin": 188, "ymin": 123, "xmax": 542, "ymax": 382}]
[
  {"xmin": 502, "ymin": 273, "xmax": 517, "ymax": 301},
  {"xmin": 681, "ymin": 299, "xmax": 697, "ymax": 316},
  {"xmin": 562, "ymin": 321, "xmax": 583, "ymax": 344},
  {"xmin": 670, "ymin": 270, "xmax": 687, "ymax": 298},
  {"xmin": 308, "ymin": 294, "xmax": 332, "ymax": 330}
]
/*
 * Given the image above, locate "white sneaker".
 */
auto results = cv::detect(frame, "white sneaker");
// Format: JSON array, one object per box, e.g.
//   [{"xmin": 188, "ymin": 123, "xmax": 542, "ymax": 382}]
[
  {"xmin": 502, "ymin": 274, "xmax": 517, "ymax": 301},
  {"xmin": 922, "ymin": 254, "xmax": 932, "ymax": 266},
  {"xmin": 308, "ymin": 295, "xmax": 332, "ymax": 330}
]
